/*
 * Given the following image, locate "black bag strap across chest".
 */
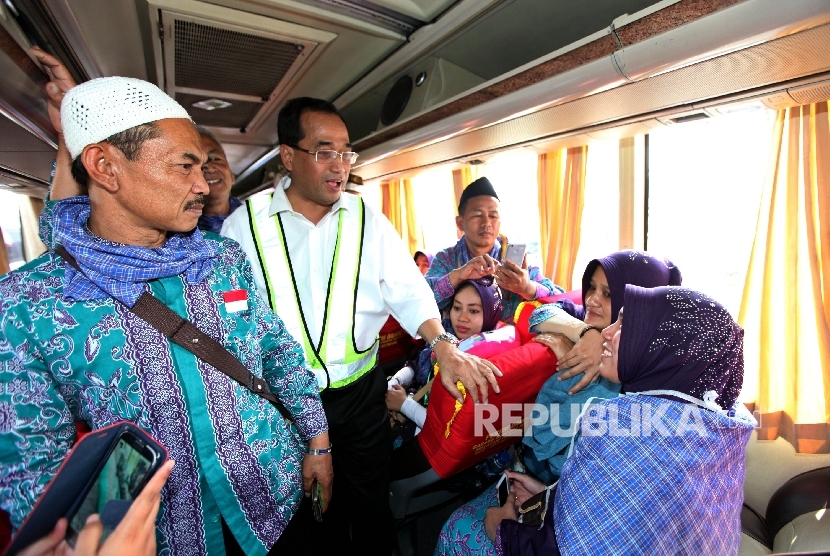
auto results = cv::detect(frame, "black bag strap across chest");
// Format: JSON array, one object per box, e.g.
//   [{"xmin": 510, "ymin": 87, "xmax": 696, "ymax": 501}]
[{"xmin": 55, "ymin": 246, "xmax": 293, "ymax": 423}]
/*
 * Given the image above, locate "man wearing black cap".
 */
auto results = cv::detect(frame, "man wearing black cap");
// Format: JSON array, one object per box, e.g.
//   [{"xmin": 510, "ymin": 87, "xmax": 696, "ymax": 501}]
[{"xmin": 426, "ymin": 177, "xmax": 562, "ymax": 323}]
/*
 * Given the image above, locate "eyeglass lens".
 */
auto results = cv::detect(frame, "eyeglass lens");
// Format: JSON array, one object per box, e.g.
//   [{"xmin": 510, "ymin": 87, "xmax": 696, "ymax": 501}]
[{"xmin": 315, "ymin": 150, "xmax": 359, "ymax": 164}]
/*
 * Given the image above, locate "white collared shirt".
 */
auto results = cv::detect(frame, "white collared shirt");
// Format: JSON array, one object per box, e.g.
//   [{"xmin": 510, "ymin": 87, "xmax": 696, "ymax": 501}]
[{"xmin": 221, "ymin": 178, "xmax": 439, "ymax": 350}]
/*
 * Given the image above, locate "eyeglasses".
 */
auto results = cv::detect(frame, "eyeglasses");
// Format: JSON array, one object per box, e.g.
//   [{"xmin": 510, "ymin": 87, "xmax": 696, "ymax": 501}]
[{"xmin": 287, "ymin": 145, "xmax": 359, "ymax": 164}]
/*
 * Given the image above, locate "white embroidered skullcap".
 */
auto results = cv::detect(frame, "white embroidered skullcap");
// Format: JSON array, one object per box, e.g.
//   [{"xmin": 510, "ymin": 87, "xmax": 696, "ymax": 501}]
[{"xmin": 61, "ymin": 77, "xmax": 192, "ymax": 159}]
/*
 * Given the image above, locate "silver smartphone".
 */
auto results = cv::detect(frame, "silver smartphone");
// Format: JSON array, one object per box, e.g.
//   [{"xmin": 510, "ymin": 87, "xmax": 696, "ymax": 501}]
[{"xmin": 504, "ymin": 243, "xmax": 527, "ymax": 266}]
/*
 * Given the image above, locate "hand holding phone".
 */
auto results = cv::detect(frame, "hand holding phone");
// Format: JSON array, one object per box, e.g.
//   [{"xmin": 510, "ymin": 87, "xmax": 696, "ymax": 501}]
[
  {"xmin": 66, "ymin": 431, "xmax": 164, "ymax": 547},
  {"xmin": 80, "ymin": 460, "xmax": 174, "ymax": 556},
  {"xmin": 504, "ymin": 243, "xmax": 527, "ymax": 267},
  {"xmin": 311, "ymin": 479, "xmax": 324, "ymax": 522},
  {"xmin": 7, "ymin": 422, "xmax": 168, "ymax": 556},
  {"xmin": 496, "ymin": 473, "xmax": 511, "ymax": 507}
]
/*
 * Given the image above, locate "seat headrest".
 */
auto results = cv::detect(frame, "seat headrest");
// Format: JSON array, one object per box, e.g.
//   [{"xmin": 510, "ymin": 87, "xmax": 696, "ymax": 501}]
[{"xmin": 765, "ymin": 466, "xmax": 830, "ymax": 540}]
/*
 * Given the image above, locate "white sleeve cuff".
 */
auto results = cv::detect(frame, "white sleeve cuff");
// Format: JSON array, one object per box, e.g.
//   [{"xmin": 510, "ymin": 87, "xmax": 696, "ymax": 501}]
[
  {"xmin": 388, "ymin": 366, "xmax": 415, "ymax": 389},
  {"xmin": 400, "ymin": 397, "xmax": 427, "ymax": 429}
]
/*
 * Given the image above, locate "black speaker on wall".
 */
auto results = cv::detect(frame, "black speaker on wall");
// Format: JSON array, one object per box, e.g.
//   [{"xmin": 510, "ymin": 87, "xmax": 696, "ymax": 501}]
[{"xmin": 380, "ymin": 75, "xmax": 414, "ymax": 126}]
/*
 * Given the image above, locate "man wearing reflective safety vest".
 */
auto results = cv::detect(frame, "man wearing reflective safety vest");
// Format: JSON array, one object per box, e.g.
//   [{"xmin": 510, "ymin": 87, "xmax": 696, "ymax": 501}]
[{"xmin": 221, "ymin": 97, "xmax": 501, "ymax": 553}]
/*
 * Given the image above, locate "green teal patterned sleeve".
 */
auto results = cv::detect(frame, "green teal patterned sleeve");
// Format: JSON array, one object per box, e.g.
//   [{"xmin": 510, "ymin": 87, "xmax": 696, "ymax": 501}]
[
  {"xmin": 0, "ymin": 300, "xmax": 76, "ymax": 529},
  {"xmin": 38, "ymin": 196, "xmax": 58, "ymax": 249}
]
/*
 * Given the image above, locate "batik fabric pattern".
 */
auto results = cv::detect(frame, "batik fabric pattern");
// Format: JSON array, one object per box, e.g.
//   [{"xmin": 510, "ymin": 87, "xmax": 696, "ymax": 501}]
[
  {"xmin": 434, "ymin": 485, "xmax": 500, "ymax": 556},
  {"xmin": 426, "ymin": 236, "xmax": 561, "ymax": 324},
  {"xmin": 0, "ymin": 236, "xmax": 326, "ymax": 556}
]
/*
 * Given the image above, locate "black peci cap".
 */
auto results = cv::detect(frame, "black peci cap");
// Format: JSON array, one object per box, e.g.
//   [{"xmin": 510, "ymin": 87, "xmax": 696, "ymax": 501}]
[{"xmin": 458, "ymin": 177, "xmax": 499, "ymax": 213}]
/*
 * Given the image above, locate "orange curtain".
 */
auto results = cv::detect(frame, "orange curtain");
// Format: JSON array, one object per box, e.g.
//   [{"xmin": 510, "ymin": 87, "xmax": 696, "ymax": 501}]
[
  {"xmin": 381, "ymin": 179, "xmax": 423, "ymax": 254},
  {"xmin": 381, "ymin": 180, "xmax": 402, "ymax": 236},
  {"xmin": 739, "ymin": 101, "xmax": 830, "ymax": 454},
  {"xmin": 403, "ymin": 178, "xmax": 422, "ymax": 254},
  {"xmin": 451, "ymin": 168, "xmax": 470, "ymax": 216},
  {"xmin": 537, "ymin": 146, "xmax": 588, "ymax": 290}
]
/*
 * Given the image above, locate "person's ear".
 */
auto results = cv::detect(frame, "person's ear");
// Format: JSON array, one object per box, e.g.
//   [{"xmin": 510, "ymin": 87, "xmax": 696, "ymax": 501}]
[
  {"xmin": 82, "ymin": 144, "xmax": 121, "ymax": 193},
  {"xmin": 281, "ymin": 145, "xmax": 294, "ymax": 172},
  {"xmin": 455, "ymin": 214, "xmax": 464, "ymax": 233}
]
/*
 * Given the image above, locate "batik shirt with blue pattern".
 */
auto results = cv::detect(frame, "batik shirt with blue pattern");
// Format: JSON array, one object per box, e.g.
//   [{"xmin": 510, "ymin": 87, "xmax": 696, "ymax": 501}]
[
  {"xmin": 426, "ymin": 236, "xmax": 562, "ymax": 323},
  {"xmin": 0, "ymin": 235, "xmax": 327, "ymax": 556}
]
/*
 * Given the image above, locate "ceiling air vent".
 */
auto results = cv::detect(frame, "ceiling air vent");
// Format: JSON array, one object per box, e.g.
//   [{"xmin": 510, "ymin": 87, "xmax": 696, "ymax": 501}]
[
  {"xmin": 787, "ymin": 79, "xmax": 830, "ymax": 105},
  {"xmin": 669, "ymin": 112, "xmax": 711, "ymax": 124},
  {"xmin": 148, "ymin": 0, "xmax": 335, "ymax": 132},
  {"xmin": 656, "ymin": 110, "xmax": 712, "ymax": 125}
]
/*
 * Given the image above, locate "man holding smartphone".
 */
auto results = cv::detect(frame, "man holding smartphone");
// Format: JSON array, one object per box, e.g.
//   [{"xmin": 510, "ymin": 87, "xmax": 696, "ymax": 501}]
[
  {"xmin": 426, "ymin": 177, "xmax": 563, "ymax": 323},
  {"xmin": 0, "ymin": 76, "xmax": 331, "ymax": 555}
]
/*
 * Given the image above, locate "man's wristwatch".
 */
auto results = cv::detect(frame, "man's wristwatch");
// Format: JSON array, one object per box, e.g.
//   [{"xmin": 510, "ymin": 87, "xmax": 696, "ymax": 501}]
[{"xmin": 430, "ymin": 332, "xmax": 460, "ymax": 350}]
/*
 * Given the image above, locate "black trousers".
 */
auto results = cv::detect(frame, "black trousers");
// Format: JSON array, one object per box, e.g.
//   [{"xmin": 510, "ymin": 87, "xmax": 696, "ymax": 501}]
[{"xmin": 310, "ymin": 366, "xmax": 393, "ymax": 555}]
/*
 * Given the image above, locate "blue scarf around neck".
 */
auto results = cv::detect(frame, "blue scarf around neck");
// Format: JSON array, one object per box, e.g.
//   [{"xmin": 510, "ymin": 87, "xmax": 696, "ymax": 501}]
[
  {"xmin": 453, "ymin": 234, "xmax": 503, "ymax": 266},
  {"xmin": 53, "ymin": 196, "xmax": 219, "ymax": 307}
]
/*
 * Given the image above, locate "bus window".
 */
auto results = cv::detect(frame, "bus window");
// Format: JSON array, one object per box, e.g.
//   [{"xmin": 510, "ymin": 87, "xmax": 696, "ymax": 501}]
[
  {"xmin": 0, "ymin": 191, "xmax": 25, "ymax": 272},
  {"xmin": 647, "ymin": 107, "xmax": 777, "ymax": 316}
]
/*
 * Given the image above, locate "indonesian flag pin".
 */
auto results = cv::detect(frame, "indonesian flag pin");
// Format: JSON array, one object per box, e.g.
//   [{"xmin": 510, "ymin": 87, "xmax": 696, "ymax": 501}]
[{"xmin": 223, "ymin": 289, "xmax": 249, "ymax": 312}]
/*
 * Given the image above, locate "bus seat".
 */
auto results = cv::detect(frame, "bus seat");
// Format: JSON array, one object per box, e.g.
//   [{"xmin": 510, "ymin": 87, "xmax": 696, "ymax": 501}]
[
  {"xmin": 389, "ymin": 467, "xmax": 456, "ymax": 521},
  {"xmin": 739, "ymin": 466, "xmax": 830, "ymax": 555}
]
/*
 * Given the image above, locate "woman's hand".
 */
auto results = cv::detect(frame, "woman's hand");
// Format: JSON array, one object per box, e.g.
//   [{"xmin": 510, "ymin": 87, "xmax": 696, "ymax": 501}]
[
  {"xmin": 76, "ymin": 459, "xmax": 174, "ymax": 556},
  {"xmin": 504, "ymin": 470, "xmax": 545, "ymax": 506},
  {"xmin": 533, "ymin": 333, "xmax": 574, "ymax": 361},
  {"xmin": 556, "ymin": 329, "xmax": 604, "ymax": 395},
  {"xmin": 385, "ymin": 384, "xmax": 408, "ymax": 412},
  {"xmin": 484, "ymin": 491, "xmax": 517, "ymax": 541}
]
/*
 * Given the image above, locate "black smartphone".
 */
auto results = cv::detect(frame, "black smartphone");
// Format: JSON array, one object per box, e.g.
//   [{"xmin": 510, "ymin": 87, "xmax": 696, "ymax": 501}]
[
  {"xmin": 496, "ymin": 473, "xmax": 511, "ymax": 506},
  {"xmin": 311, "ymin": 479, "xmax": 323, "ymax": 523},
  {"xmin": 65, "ymin": 430, "xmax": 163, "ymax": 546}
]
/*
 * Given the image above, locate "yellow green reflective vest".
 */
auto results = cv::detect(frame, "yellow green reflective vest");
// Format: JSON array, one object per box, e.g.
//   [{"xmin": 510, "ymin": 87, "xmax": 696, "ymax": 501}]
[{"xmin": 246, "ymin": 193, "xmax": 378, "ymax": 390}]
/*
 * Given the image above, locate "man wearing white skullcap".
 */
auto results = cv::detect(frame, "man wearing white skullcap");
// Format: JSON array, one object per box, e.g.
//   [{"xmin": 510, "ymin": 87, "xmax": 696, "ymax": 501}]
[
  {"xmin": 0, "ymin": 73, "xmax": 331, "ymax": 555},
  {"xmin": 31, "ymin": 50, "xmax": 242, "ymax": 238}
]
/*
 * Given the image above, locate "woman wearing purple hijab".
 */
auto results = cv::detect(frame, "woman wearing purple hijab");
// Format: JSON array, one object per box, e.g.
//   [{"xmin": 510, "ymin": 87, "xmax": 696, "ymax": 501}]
[
  {"xmin": 414, "ymin": 250, "xmax": 435, "ymax": 276},
  {"xmin": 488, "ymin": 286, "xmax": 755, "ymax": 556},
  {"xmin": 387, "ymin": 278, "xmax": 502, "ymax": 478},
  {"xmin": 523, "ymin": 250, "xmax": 683, "ymax": 482},
  {"xmin": 387, "ymin": 278, "xmax": 503, "ymax": 428}
]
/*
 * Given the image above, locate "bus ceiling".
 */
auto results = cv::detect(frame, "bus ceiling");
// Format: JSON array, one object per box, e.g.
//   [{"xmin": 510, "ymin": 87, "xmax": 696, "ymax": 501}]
[{"xmin": 0, "ymin": 0, "xmax": 829, "ymax": 197}]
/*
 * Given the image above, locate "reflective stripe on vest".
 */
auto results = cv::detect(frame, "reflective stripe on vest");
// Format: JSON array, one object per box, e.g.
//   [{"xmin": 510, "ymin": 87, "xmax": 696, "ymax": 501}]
[{"xmin": 247, "ymin": 193, "xmax": 378, "ymax": 390}]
